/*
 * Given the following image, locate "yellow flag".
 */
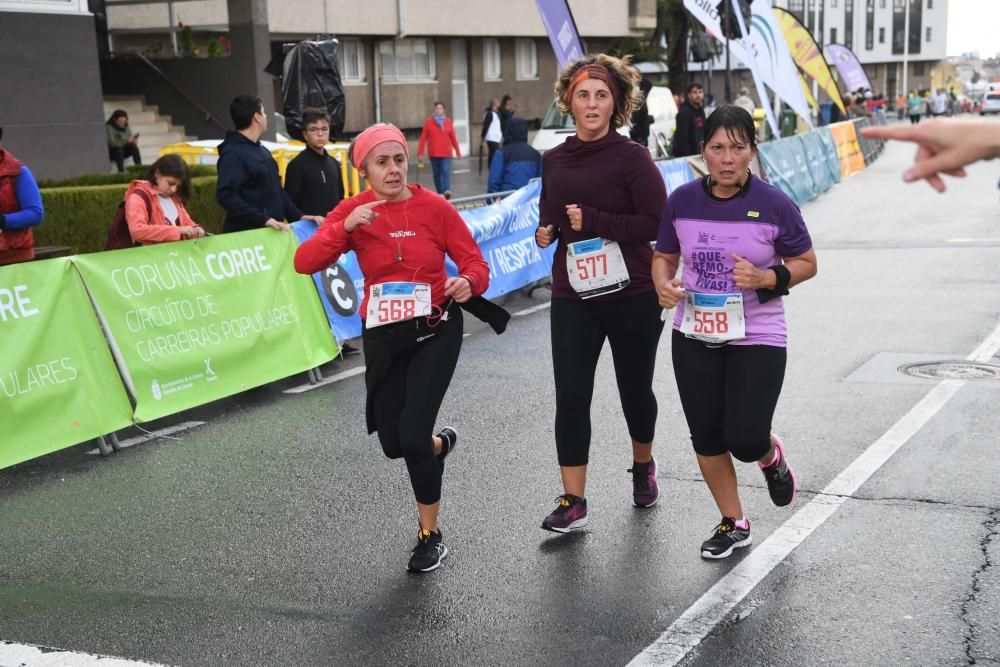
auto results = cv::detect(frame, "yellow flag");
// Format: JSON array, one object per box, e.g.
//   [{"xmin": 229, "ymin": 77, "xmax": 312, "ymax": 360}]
[{"xmin": 774, "ymin": 8, "xmax": 845, "ymax": 114}]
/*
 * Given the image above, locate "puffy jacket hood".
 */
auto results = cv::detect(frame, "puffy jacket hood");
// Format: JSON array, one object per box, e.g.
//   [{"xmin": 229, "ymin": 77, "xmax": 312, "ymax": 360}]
[{"xmin": 504, "ymin": 117, "xmax": 529, "ymax": 144}]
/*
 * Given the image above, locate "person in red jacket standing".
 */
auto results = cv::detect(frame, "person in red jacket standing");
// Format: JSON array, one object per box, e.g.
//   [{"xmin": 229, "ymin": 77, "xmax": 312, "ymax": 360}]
[
  {"xmin": 295, "ymin": 123, "xmax": 496, "ymax": 574},
  {"xmin": 417, "ymin": 102, "xmax": 461, "ymax": 198}
]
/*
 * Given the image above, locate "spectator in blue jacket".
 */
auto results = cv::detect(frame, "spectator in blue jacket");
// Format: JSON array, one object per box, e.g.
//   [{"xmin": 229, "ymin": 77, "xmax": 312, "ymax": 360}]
[
  {"xmin": 216, "ymin": 95, "xmax": 323, "ymax": 233},
  {"xmin": 487, "ymin": 117, "xmax": 542, "ymax": 194},
  {"xmin": 0, "ymin": 126, "xmax": 44, "ymax": 265}
]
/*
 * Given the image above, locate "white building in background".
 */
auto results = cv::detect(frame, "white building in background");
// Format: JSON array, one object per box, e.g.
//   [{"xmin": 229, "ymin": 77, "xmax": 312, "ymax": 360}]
[{"xmin": 689, "ymin": 0, "xmax": 949, "ymax": 104}]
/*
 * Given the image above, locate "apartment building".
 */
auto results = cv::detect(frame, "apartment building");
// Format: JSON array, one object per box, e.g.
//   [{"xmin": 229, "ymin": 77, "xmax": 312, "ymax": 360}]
[
  {"xmin": 689, "ymin": 0, "xmax": 949, "ymax": 104},
  {"xmin": 103, "ymin": 0, "xmax": 657, "ymax": 151}
]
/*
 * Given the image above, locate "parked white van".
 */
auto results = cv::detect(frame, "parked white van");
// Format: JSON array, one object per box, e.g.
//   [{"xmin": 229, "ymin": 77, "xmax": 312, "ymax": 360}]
[{"xmin": 530, "ymin": 86, "xmax": 677, "ymax": 157}]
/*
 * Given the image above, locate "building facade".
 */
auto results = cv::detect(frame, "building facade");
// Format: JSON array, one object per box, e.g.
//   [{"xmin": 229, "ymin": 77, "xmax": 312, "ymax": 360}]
[
  {"xmin": 0, "ymin": 0, "xmax": 109, "ymax": 178},
  {"xmin": 104, "ymin": 0, "xmax": 657, "ymax": 151}
]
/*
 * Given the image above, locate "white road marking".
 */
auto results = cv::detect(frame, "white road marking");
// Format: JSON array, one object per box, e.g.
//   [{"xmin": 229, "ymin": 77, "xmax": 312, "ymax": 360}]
[
  {"xmin": 945, "ymin": 237, "xmax": 1000, "ymax": 243},
  {"xmin": 86, "ymin": 422, "xmax": 206, "ymax": 455},
  {"xmin": 511, "ymin": 301, "xmax": 552, "ymax": 317},
  {"xmin": 283, "ymin": 366, "xmax": 366, "ymax": 394},
  {"xmin": 453, "ymin": 169, "xmax": 471, "ymax": 174},
  {"xmin": 629, "ymin": 320, "xmax": 1000, "ymax": 666},
  {"xmin": 0, "ymin": 640, "xmax": 170, "ymax": 666}
]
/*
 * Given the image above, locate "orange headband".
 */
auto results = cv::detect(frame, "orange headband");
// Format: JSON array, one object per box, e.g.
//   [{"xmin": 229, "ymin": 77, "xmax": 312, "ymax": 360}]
[{"xmin": 566, "ymin": 64, "xmax": 619, "ymax": 106}]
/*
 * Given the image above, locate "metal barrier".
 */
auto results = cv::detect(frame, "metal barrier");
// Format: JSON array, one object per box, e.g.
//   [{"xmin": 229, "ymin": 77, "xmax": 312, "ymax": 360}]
[
  {"xmin": 448, "ymin": 190, "xmax": 517, "ymax": 211},
  {"xmin": 160, "ymin": 140, "xmax": 365, "ymax": 197}
]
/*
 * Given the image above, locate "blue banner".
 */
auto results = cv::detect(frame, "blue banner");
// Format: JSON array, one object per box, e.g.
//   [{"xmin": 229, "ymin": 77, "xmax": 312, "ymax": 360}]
[
  {"xmin": 450, "ymin": 180, "xmax": 558, "ymax": 299},
  {"xmin": 815, "ymin": 126, "xmax": 843, "ymax": 186},
  {"xmin": 655, "ymin": 158, "xmax": 696, "ymax": 195},
  {"xmin": 290, "ymin": 221, "xmax": 364, "ymax": 341},
  {"xmin": 535, "ymin": 0, "xmax": 583, "ymax": 68},
  {"xmin": 757, "ymin": 136, "xmax": 816, "ymax": 205},
  {"xmin": 798, "ymin": 130, "xmax": 835, "ymax": 195}
]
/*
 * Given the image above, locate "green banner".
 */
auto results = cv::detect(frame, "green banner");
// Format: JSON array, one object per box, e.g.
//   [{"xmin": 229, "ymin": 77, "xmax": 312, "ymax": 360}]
[
  {"xmin": 1, "ymin": 259, "xmax": 133, "ymax": 469},
  {"xmin": 72, "ymin": 230, "xmax": 337, "ymax": 421}
]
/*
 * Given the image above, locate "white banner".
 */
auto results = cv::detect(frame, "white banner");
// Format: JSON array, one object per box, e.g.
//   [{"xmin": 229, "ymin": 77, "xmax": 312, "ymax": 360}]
[{"xmin": 683, "ymin": 0, "xmax": 813, "ymax": 134}]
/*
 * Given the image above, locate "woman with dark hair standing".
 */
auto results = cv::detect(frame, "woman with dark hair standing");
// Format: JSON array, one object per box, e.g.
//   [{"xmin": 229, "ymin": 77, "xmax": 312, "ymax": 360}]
[
  {"xmin": 535, "ymin": 54, "xmax": 667, "ymax": 533},
  {"xmin": 653, "ymin": 105, "xmax": 817, "ymax": 560},
  {"xmin": 107, "ymin": 109, "xmax": 142, "ymax": 173},
  {"xmin": 295, "ymin": 123, "xmax": 503, "ymax": 573},
  {"xmin": 124, "ymin": 154, "xmax": 205, "ymax": 245}
]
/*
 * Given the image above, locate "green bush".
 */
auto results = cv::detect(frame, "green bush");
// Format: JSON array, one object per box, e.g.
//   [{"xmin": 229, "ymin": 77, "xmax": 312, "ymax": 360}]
[
  {"xmin": 35, "ymin": 176, "xmax": 224, "ymax": 254},
  {"xmin": 35, "ymin": 164, "xmax": 217, "ymax": 189}
]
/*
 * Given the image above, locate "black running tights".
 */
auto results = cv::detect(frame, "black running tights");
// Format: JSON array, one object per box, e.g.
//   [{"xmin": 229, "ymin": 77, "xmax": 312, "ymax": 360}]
[
  {"xmin": 551, "ymin": 290, "xmax": 664, "ymax": 467},
  {"xmin": 671, "ymin": 329, "xmax": 786, "ymax": 463},
  {"xmin": 372, "ymin": 312, "xmax": 463, "ymax": 505}
]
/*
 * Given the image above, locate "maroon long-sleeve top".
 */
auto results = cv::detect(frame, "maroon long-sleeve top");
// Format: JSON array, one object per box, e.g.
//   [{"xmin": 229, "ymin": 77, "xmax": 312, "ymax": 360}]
[{"xmin": 538, "ymin": 131, "xmax": 667, "ymax": 301}]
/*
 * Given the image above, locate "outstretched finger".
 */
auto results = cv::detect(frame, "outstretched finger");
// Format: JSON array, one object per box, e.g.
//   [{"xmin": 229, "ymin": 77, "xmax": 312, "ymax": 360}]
[
  {"xmin": 904, "ymin": 149, "xmax": 966, "ymax": 183},
  {"xmin": 860, "ymin": 125, "xmax": 920, "ymax": 142}
]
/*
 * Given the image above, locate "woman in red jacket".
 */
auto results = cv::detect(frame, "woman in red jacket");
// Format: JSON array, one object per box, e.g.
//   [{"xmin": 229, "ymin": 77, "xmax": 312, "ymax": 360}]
[
  {"xmin": 416, "ymin": 102, "xmax": 461, "ymax": 198},
  {"xmin": 124, "ymin": 154, "xmax": 205, "ymax": 245},
  {"xmin": 294, "ymin": 123, "xmax": 490, "ymax": 573}
]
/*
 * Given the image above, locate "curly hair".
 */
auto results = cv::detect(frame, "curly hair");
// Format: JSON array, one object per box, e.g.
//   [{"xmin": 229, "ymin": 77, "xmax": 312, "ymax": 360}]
[{"xmin": 554, "ymin": 53, "xmax": 643, "ymax": 131}]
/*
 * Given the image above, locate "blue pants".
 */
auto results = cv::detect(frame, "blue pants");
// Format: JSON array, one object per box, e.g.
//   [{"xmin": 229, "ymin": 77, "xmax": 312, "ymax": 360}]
[{"xmin": 430, "ymin": 157, "xmax": 452, "ymax": 194}]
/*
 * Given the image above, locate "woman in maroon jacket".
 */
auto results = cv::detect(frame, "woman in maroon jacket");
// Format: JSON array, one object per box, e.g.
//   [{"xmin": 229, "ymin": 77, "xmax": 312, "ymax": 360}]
[
  {"xmin": 295, "ymin": 123, "xmax": 492, "ymax": 573},
  {"xmin": 535, "ymin": 54, "xmax": 667, "ymax": 533},
  {"xmin": 416, "ymin": 102, "xmax": 461, "ymax": 197}
]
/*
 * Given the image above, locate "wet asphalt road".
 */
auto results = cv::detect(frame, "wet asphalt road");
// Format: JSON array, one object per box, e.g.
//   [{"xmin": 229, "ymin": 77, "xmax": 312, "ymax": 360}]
[{"xmin": 2, "ymin": 139, "xmax": 999, "ymax": 666}]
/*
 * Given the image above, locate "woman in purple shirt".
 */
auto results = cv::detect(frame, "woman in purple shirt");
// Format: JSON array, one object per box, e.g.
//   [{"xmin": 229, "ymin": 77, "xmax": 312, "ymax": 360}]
[
  {"xmin": 535, "ymin": 54, "xmax": 667, "ymax": 533},
  {"xmin": 652, "ymin": 106, "xmax": 818, "ymax": 559}
]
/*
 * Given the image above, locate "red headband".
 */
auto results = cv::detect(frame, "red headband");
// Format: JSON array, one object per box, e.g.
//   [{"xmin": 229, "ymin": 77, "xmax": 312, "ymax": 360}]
[
  {"xmin": 566, "ymin": 64, "xmax": 619, "ymax": 106},
  {"xmin": 351, "ymin": 123, "xmax": 408, "ymax": 169}
]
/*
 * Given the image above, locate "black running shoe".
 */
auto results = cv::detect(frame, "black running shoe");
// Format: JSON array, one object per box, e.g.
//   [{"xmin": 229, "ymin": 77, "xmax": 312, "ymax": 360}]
[
  {"xmin": 700, "ymin": 517, "xmax": 752, "ymax": 560},
  {"xmin": 759, "ymin": 435, "xmax": 796, "ymax": 507},
  {"xmin": 436, "ymin": 427, "xmax": 457, "ymax": 464},
  {"xmin": 407, "ymin": 529, "xmax": 448, "ymax": 572}
]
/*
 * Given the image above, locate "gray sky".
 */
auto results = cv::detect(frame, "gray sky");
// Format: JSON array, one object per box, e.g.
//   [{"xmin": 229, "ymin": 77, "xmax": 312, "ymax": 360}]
[{"xmin": 946, "ymin": 0, "xmax": 1000, "ymax": 58}]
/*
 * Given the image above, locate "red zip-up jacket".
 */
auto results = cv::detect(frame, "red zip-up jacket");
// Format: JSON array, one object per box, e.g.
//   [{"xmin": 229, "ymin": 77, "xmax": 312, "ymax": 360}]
[
  {"xmin": 417, "ymin": 116, "xmax": 461, "ymax": 159},
  {"xmin": 294, "ymin": 184, "xmax": 488, "ymax": 319}
]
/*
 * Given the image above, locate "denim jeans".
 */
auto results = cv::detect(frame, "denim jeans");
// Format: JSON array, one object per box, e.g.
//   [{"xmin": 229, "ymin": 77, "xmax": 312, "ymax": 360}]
[{"xmin": 429, "ymin": 157, "xmax": 452, "ymax": 194}]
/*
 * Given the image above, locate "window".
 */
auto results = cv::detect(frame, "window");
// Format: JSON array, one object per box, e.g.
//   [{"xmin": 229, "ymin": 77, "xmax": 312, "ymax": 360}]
[
  {"xmin": 879, "ymin": 27, "xmax": 885, "ymax": 43},
  {"xmin": 879, "ymin": 0, "xmax": 886, "ymax": 7},
  {"xmin": 865, "ymin": 0, "xmax": 875, "ymax": 50},
  {"xmin": 830, "ymin": 27, "xmax": 837, "ymax": 43},
  {"xmin": 914, "ymin": 61, "xmax": 925, "ymax": 76},
  {"xmin": 831, "ymin": 0, "xmax": 837, "ymax": 7},
  {"xmin": 926, "ymin": 26, "xmax": 931, "ymax": 41},
  {"xmin": 927, "ymin": 0, "xmax": 932, "ymax": 7},
  {"xmin": 483, "ymin": 39, "xmax": 501, "ymax": 81},
  {"xmin": 340, "ymin": 39, "xmax": 365, "ymax": 83},
  {"xmin": 379, "ymin": 39, "xmax": 435, "ymax": 82},
  {"xmin": 515, "ymin": 39, "xmax": 537, "ymax": 80}
]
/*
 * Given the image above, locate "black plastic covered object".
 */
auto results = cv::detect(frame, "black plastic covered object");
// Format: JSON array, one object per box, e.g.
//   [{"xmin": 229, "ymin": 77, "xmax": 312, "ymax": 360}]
[{"xmin": 266, "ymin": 36, "xmax": 346, "ymax": 141}]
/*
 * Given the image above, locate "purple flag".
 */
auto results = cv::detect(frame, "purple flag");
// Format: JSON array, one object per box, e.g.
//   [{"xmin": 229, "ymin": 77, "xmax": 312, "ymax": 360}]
[
  {"xmin": 824, "ymin": 43, "xmax": 873, "ymax": 93},
  {"xmin": 535, "ymin": 0, "xmax": 584, "ymax": 68}
]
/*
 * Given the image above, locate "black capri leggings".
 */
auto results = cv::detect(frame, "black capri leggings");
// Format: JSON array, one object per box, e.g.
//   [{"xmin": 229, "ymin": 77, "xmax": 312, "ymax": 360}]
[
  {"xmin": 370, "ymin": 309, "xmax": 463, "ymax": 505},
  {"xmin": 551, "ymin": 290, "xmax": 664, "ymax": 467},
  {"xmin": 671, "ymin": 329, "xmax": 786, "ymax": 463}
]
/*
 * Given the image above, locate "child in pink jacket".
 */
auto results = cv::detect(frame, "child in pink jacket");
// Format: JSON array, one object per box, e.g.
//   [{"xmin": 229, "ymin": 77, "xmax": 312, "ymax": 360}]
[{"xmin": 125, "ymin": 154, "xmax": 205, "ymax": 244}]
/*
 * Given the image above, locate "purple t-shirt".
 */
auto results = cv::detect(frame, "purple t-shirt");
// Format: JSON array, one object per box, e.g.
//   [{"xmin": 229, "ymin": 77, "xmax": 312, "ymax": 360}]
[{"xmin": 655, "ymin": 175, "xmax": 812, "ymax": 346}]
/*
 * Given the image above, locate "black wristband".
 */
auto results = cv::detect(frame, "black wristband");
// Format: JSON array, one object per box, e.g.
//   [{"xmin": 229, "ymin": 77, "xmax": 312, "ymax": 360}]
[
  {"xmin": 0, "ymin": 213, "xmax": 6, "ymax": 230},
  {"xmin": 755, "ymin": 264, "xmax": 791, "ymax": 304}
]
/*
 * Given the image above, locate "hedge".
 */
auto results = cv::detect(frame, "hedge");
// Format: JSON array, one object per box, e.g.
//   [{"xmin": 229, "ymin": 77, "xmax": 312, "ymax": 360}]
[
  {"xmin": 35, "ymin": 164, "xmax": 217, "ymax": 189},
  {"xmin": 35, "ymin": 176, "xmax": 225, "ymax": 254}
]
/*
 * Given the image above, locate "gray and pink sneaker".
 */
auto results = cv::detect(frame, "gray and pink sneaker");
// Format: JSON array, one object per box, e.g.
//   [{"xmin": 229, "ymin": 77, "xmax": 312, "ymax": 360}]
[
  {"xmin": 628, "ymin": 457, "xmax": 660, "ymax": 508},
  {"xmin": 759, "ymin": 434, "xmax": 796, "ymax": 507},
  {"xmin": 541, "ymin": 494, "xmax": 588, "ymax": 533}
]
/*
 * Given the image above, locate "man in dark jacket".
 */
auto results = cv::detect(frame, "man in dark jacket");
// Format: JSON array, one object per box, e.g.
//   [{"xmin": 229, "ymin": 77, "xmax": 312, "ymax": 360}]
[
  {"xmin": 672, "ymin": 82, "xmax": 706, "ymax": 157},
  {"xmin": 629, "ymin": 78, "xmax": 654, "ymax": 148},
  {"xmin": 283, "ymin": 107, "xmax": 343, "ymax": 218},
  {"xmin": 487, "ymin": 117, "xmax": 541, "ymax": 193},
  {"xmin": 481, "ymin": 98, "xmax": 503, "ymax": 174},
  {"xmin": 216, "ymin": 95, "xmax": 323, "ymax": 233}
]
